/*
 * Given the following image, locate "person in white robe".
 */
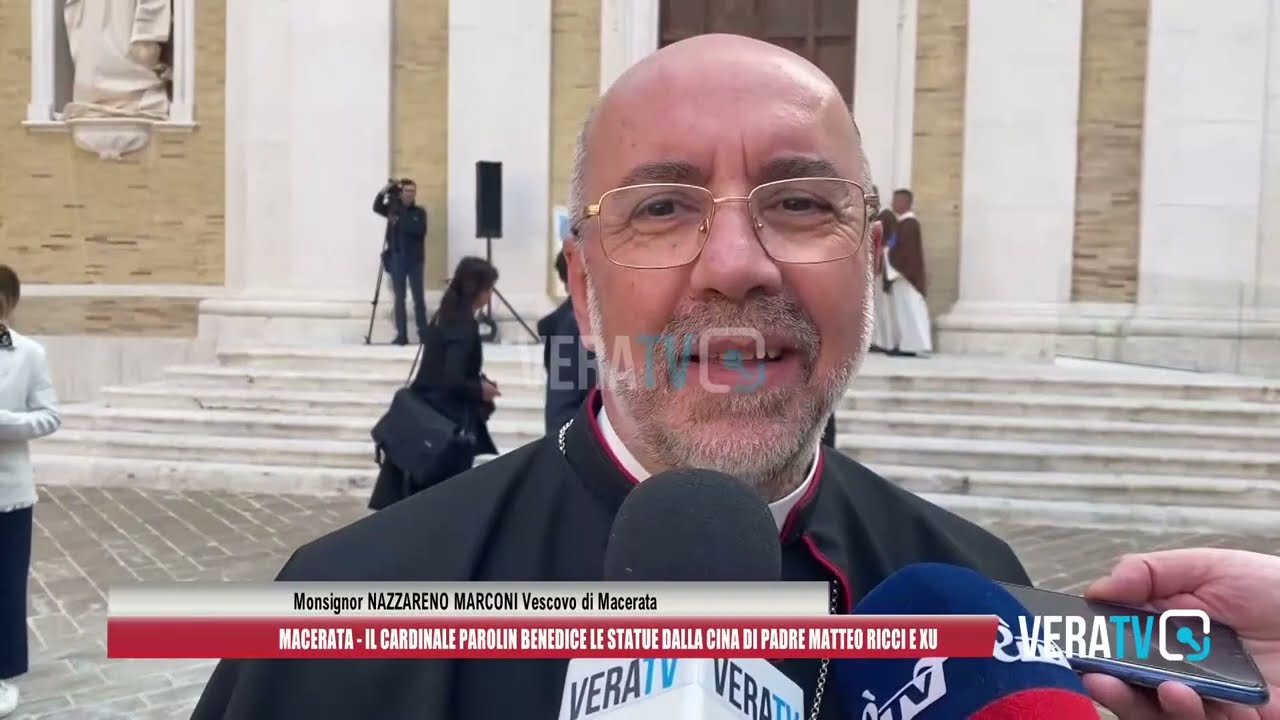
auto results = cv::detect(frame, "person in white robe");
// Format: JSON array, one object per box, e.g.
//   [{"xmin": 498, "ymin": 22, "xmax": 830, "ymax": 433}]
[
  {"xmin": 871, "ymin": 204, "xmax": 898, "ymax": 353},
  {"xmin": 62, "ymin": 0, "xmax": 172, "ymax": 121},
  {"xmin": 883, "ymin": 189, "xmax": 932, "ymax": 356}
]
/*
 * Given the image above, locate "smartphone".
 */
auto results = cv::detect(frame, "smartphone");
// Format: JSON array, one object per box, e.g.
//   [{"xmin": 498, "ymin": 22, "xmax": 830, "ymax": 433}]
[{"xmin": 998, "ymin": 581, "xmax": 1270, "ymax": 707}]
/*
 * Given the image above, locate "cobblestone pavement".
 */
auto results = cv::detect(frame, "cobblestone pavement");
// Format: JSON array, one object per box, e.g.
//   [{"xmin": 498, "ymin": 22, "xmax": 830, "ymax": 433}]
[{"xmin": 13, "ymin": 486, "xmax": 1280, "ymax": 719}]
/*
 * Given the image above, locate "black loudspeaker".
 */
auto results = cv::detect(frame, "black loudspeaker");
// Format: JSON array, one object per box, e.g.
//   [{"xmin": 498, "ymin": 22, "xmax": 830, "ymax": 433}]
[{"xmin": 476, "ymin": 161, "xmax": 503, "ymax": 239}]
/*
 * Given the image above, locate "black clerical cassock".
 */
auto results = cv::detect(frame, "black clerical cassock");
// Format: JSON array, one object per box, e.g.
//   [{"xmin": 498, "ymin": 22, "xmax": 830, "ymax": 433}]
[{"xmin": 192, "ymin": 390, "xmax": 1030, "ymax": 720}]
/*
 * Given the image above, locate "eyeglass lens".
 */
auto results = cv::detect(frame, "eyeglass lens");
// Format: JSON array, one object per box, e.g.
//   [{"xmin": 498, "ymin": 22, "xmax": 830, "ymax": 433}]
[{"xmin": 595, "ymin": 178, "xmax": 867, "ymax": 268}]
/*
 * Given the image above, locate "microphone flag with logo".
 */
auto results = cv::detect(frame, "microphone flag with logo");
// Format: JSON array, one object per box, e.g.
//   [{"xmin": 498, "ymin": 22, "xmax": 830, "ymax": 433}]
[{"xmin": 834, "ymin": 563, "xmax": 1100, "ymax": 719}]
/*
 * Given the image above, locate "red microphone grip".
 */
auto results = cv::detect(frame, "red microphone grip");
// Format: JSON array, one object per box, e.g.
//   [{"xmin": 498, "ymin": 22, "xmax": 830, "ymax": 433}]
[{"xmin": 969, "ymin": 688, "xmax": 1102, "ymax": 719}]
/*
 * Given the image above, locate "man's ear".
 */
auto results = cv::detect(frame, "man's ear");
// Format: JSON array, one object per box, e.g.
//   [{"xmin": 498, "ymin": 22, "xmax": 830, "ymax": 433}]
[{"xmin": 562, "ymin": 238, "xmax": 595, "ymax": 353}]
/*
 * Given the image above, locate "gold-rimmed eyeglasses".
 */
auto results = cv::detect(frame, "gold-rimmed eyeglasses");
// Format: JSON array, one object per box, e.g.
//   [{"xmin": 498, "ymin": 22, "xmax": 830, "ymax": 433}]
[{"xmin": 572, "ymin": 178, "xmax": 878, "ymax": 270}]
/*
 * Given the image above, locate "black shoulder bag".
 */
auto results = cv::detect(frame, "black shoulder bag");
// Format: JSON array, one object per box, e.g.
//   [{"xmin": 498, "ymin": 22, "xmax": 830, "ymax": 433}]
[{"xmin": 370, "ymin": 344, "xmax": 478, "ymax": 505}]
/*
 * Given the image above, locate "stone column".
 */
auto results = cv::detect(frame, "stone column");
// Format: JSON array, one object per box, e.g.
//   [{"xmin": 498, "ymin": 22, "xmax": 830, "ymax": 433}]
[
  {"xmin": 206, "ymin": 0, "xmax": 393, "ymax": 346},
  {"xmin": 936, "ymin": 0, "xmax": 1084, "ymax": 357},
  {"xmin": 1245, "ymin": 0, "xmax": 1280, "ymax": 374},
  {"xmin": 599, "ymin": 0, "xmax": 659, "ymax": 93},
  {"xmin": 26, "ymin": 0, "xmax": 57, "ymax": 123},
  {"xmin": 1125, "ymin": 0, "xmax": 1280, "ymax": 373},
  {"xmin": 1137, "ymin": 0, "xmax": 1266, "ymax": 313},
  {"xmin": 1259, "ymin": 3, "xmax": 1280, "ymax": 314},
  {"xmin": 446, "ymin": 0, "xmax": 555, "ymax": 329},
  {"xmin": 854, "ymin": 0, "xmax": 917, "ymax": 192}
]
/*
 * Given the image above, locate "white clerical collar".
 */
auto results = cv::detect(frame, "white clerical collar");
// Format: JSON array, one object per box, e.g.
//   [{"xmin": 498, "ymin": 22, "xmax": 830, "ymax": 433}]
[
  {"xmin": 596, "ymin": 405, "xmax": 819, "ymax": 532},
  {"xmin": 897, "ymin": 210, "xmax": 916, "ymax": 221}
]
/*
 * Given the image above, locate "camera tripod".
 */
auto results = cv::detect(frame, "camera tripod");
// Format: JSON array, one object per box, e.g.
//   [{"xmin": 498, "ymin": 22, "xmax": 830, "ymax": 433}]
[
  {"xmin": 363, "ymin": 242, "xmax": 389, "ymax": 345},
  {"xmin": 477, "ymin": 236, "xmax": 538, "ymax": 344},
  {"xmin": 365, "ymin": 238, "xmax": 539, "ymax": 345},
  {"xmin": 365, "ymin": 181, "xmax": 405, "ymax": 345}
]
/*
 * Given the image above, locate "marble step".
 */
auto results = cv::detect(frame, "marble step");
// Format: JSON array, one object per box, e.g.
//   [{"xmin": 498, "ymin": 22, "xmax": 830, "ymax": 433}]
[
  {"xmin": 166, "ymin": 362, "xmax": 1280, "ymax": 408},
  {"xmin": 101, "ymin": 382, "xmax": 1280, "ymax": 432},
  {"xmin": 214, "ymin": 347, "xmax": 1280, "ymax": 402},
  {"xmin": 159, "ymin": 365, "xmax": 546, "ymax": 398},
  {"xmin": 43, "ymin": 417, "xmax": 1280, "ymax": 484},
  {"xmin": 919, "ymin": 493, "xmax": 1280, "ymax": 536},
  {"xmin": 218, "ymin": 344, "xmax": 544, "ymax": 374},
  {"xmin": 875, "ymin": 464, "xmax": 1280, "ymax": 511},
  {"xmin": 98, "ymin": 385, "xmax": 549, "ymax": 421},
  {"xmin": 839, "ymin": 390, "xmax": 1280, "ymax": 427},
  {"xmin": 32, "ymin": 455, "xmax": 380, "ymax": 496},
  {"xmin": 29, "ymin": 452, "xmax": 1280, "ymax": 534},
  {"xmin": 839, "ymin": 411, "xmax": 1280, "ymax": 452},
  {"xmin": 837, "ymin": 434, "xmax": 1280, "ymax": 481},
  {"xmin": 70, "ymin": 398, "xmax": 1280, "ymax": 458},
  {"xmin": 849, "ymin": 372, "xmax": 1280, "ymax": 403},
  {"xmin": 57, "ymin": 406, "xmax": 546, "ymax": 450},
  {"xmin": 40, "ymin": 430, "xmax": 376, "ymax": 469}
]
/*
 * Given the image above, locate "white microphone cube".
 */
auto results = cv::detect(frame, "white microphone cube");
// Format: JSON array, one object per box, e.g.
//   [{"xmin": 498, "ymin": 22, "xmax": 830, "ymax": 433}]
[{"xmin": 558, "ymin": 657, "xmax": 804, "ymax": 720}]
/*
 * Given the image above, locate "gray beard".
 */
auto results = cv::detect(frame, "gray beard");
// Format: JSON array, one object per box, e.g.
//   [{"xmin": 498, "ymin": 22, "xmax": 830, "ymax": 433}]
[{"xmin": 584, "ymin": 269, "xmax": 871, "ymax": 502}]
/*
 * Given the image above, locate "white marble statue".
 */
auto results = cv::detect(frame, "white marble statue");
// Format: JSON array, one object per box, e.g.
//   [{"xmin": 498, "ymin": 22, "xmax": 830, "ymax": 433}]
[{"xmin": 62, "ymin": 0, "xmax": 173, "ymax": 158}]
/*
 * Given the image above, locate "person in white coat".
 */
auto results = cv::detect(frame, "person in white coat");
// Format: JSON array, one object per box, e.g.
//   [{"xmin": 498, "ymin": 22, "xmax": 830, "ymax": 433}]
[{"xmin": 0, "ymin": 266, "xmax": 61, "ymax": 718}]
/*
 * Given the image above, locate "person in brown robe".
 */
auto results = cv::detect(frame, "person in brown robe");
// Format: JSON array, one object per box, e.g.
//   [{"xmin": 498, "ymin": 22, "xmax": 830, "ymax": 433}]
[{"xmin": 884, "ymin": 189, "xmax": 932, "ymax": 356}]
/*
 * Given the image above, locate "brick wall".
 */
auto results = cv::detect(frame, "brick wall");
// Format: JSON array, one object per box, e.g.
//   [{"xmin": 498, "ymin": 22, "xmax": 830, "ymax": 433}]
[
  {"xmin": 1071, "ymin": 0, "xmax": 1148, "ymax": 303},
  {"xmin": 0, "ymin": 1, "xmax": 225, "ymax": 288},
  {"xmin": 0, "ymin": 0, "xmax": 226, "ymax": 338},
  {"xmin": 392, "ymin": 0, "xmax": 451, "ymax": 290},
  {"xmin": 548, "ymin": 0, "xmax": 601, "ymax": 296},
  {"xmin": 11, "ymin": 296, "xmax": 200, "ymax": 336},
  {"xmin": 911, "ymin": 0, "xmax": 968, "ymax": 318}
]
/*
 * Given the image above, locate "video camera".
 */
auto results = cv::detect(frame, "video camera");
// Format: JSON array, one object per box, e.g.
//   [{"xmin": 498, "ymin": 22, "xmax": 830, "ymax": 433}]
[{"xmin": 382, "ymin": 179, "xmax": 412, "ymax": 223}]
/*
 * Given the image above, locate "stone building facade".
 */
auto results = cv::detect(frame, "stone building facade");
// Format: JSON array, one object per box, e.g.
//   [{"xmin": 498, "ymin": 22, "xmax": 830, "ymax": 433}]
[{"xmin": 1, "ymin": 0, "xmax": 1277, "ymax": 402}]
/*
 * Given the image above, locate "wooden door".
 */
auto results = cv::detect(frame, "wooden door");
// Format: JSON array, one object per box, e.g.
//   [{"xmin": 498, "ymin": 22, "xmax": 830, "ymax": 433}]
[{"xmin": 659, "ymin": 0, "xmax": 859, "ymax": 106}]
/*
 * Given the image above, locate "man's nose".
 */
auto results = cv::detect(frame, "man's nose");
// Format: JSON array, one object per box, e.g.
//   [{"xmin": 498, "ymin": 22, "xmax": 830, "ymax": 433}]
[{"xmin": 688, "ymin": 201, "xmax": 784, "ymax": 301}]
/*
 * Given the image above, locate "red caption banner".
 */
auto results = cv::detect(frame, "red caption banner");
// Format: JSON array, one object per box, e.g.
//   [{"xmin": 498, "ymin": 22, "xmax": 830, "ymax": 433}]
[{"xmin": 108, "ymin": 615, "xmax": 999, "ymax": 660}]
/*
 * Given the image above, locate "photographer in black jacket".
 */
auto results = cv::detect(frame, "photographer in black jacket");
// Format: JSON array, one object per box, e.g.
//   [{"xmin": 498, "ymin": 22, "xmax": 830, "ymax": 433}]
[{"xmin": 373, "ymin": 178, "xmax": 429, "ymax": 345}]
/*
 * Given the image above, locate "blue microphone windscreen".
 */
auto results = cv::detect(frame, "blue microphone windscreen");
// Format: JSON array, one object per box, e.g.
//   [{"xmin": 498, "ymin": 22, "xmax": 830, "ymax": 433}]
[{"xmin": 834, "ymin": 563, "xmax": 1096, "ymax": 718}]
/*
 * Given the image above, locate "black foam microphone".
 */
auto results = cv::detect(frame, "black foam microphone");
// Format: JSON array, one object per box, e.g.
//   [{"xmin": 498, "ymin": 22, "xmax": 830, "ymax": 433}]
[
  {"xmin": 603, "ymin": 467, "xmax": 781, "ymax": 582},
  {"xmin": 560, "ymin": 469, "xmax": 802, "ymax": 720}
]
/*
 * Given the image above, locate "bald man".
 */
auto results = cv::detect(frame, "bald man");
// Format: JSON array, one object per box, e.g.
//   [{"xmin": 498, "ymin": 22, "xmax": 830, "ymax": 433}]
[{"xmin": 192, "ymin": 35, "xmax": 1029, "ymax": 720}]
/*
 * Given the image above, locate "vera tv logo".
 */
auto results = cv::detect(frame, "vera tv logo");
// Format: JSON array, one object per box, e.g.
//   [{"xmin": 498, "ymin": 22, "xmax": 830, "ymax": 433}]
[
  {"xmin": 1010, "ymin": 609, "xmax": 1212, "ymax": 663},
  {"xmin": 565, "ymin": 658, "xmax": 679, "ymax": 719},
  {"xmin": 564, "ymin": 658, "xmax": 802, "ymax": 720},
  {"xmin": 1158, "ymin": 610, "xmax": 1213, "ymax": 661}
]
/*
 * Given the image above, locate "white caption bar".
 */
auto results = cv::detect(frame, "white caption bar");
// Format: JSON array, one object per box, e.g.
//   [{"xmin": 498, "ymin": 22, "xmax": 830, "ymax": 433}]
[{"xmin": 109, "ymin": 582, "xmax": 831, "ymax": 618}]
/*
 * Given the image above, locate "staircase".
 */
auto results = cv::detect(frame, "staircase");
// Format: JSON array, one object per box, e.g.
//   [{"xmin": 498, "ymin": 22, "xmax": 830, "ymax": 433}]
[{"xmin": 34, "ymin": 346, "xmax": 1280, "ymax": 532}]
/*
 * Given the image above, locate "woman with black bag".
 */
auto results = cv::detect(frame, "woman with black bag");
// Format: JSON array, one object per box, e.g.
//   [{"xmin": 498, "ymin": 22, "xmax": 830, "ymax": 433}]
[{"xmin": 368, "ymin": 257, "xmax": 501, "ymax": 510}]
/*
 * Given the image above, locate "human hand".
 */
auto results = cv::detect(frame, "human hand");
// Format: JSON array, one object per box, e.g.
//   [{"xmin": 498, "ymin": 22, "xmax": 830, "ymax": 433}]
[{"xmin": 1082, "ymin": 548, "xmax": 1280, "ymax": 720}]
